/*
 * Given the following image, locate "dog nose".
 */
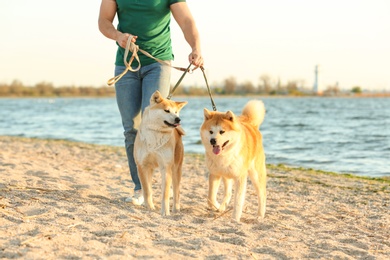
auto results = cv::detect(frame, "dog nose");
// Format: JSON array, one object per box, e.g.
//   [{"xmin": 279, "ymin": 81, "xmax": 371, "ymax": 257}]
[
  {"xmin": 175, "ymin": 117, "xmax": 181, "ymax": 124},
  {"xmin": 210, "ymin": 138, "xmax": 216, "ymax": 145}
]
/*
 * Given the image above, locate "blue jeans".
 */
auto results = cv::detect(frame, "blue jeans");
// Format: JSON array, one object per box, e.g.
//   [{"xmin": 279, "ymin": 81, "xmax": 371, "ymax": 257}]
[{"xmin": 114, "ymin": 62, "xmax": 171, "ymax": 191}]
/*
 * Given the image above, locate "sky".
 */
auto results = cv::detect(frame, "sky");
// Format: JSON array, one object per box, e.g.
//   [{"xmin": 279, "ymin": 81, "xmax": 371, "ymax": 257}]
[{"xmin": 1, "ymin": 0, "xmax": 389, "ymax": 91}]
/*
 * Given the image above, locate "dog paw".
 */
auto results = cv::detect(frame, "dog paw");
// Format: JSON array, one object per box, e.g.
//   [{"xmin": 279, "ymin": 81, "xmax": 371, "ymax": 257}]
[
  {"xmin": 161, "ymin": 210, "xmax": 170, "ymax": 216},
  {"xmin": 218, "ymin": 202, "xmax": 227, "ymax": 212},
  {"xmin": 208, "ymin": 201, "xmax": 220, "ymax": 211},
  {"xmin": 256, "ymin": 214, "xmax": 265, "ymax": 222},
  {"xmin": 145, "ymin": 203, "xmax": 155, "ymax": 211},
  {"xmin": 231, "ymin": 218, "xmax": 243, "ymax": 225}
]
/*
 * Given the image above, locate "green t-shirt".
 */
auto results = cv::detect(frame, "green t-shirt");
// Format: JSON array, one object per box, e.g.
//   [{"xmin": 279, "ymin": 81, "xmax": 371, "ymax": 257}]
[{"xmin": 115, "ymin": 0, "xmax": 186, "ymax": 68}]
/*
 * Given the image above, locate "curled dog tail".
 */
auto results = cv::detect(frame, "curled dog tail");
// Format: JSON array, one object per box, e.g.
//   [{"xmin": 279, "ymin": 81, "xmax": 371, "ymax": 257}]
[{"xmin": 242, "ymin": 100, "xmax": 265, "ymax": 128}]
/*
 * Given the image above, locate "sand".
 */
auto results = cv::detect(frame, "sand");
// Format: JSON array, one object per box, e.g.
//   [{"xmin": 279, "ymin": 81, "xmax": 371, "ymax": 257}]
[{"xmin": 0, "ymin": 136, "xmax": 389, "ymax": 259}]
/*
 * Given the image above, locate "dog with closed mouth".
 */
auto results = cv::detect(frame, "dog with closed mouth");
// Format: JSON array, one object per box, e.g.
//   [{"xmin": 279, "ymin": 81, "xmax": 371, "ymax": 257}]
[
  {"xmin": 200, "ymin": 100, "xmax": 267, "ymax": 222},
  {"xmin": 134, "ymin": 90, "xmax": 187, "ymax": 216}
]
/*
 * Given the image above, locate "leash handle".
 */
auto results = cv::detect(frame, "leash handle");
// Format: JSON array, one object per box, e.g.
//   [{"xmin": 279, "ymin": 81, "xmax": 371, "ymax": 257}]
[
  {"xmin": 107, "ymin": 36, "xmax": 140, "ymax": 86},
  {"xmin": 107, "ymin": 36, "xmax": 189, "ymax": 86}
]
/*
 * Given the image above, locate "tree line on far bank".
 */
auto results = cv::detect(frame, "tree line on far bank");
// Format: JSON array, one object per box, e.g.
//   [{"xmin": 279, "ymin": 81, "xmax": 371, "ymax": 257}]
[
  {"xmin": 0, "ymin": 80, "xmax": 116, "ymax": 97},
  {"xmin": 0, "ymin": 76, "xmax": 370, "ymax": 98}
]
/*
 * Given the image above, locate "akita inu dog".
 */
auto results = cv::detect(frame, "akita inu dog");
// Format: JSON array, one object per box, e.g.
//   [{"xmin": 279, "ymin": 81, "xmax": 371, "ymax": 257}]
[
  {"xmin": 134, "ymin": 90, "xmax": 187, "ymax": 216},
  {"xmin": 200, "ymin": 100, "xmax": 267, "ymax": 222}
]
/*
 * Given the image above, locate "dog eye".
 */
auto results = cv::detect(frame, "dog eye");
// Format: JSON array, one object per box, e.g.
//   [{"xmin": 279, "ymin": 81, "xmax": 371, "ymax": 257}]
[
  {"xmin": 164, "ymin": 109, "xmax": 170, "ymax": 113},
  {"xmin": 220, "ymin": 130, "xmax": 225, "ymax": 135},
  {"xmin": 209, "ymin": 131, "xmax": 213, "ymax": 134}
]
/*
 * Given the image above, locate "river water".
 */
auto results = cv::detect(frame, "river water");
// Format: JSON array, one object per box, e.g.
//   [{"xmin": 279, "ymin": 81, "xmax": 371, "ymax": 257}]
[{"xmin": 0, "ymin": 97, "xmax": 388, "ymax": 177}]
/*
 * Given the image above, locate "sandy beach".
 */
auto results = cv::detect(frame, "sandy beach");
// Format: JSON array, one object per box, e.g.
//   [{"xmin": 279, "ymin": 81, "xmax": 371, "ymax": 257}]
[{"xmin": 0, "ymin": 136, "xmax": 389, "ymax": 259}]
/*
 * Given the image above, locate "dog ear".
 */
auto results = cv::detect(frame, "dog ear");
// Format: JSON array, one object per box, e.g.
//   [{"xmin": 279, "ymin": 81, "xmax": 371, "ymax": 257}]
[
  {"xmin": 176, "ymin": 101, "xmax": 188, "ymax": 110},
  {"xmin": 225, "ymin": 111, "xmax": 235, "ymax": 122},
  {"xmin": 151, "ymin": 90, "xmax": 163, "ymax": 104},
  {"xmin": 203, "ymin": 108, "xmax": 212, "ymax": 120}
]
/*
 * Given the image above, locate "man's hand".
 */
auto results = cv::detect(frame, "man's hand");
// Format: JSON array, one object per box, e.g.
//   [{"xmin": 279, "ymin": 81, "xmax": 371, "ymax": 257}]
[{"xmin": 117, "ymin": 33, "xmax": 138, "ymax": 49}]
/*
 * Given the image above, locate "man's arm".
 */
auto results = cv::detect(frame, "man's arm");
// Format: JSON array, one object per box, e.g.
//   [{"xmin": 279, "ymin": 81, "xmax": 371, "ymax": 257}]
[
  {"xmin": 171, "ymin": 2, "xmax": 203, "ymax": 67},
  {"xmin": 98, "ymin": 0, "xmax": 136, "ymax": 48}
]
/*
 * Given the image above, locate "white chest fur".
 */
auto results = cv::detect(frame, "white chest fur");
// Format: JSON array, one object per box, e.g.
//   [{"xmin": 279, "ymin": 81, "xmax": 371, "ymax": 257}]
[
  {"xmin": 206, "ymin": 151, "xmax": 245, "ymax": 179},
  {"xmin": 139, "ymin": 127, "xmax": 173, "ymax": 151}
]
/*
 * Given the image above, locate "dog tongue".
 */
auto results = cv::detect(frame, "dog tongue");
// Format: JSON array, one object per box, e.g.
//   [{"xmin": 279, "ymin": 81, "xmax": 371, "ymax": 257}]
[{"xmin": 212, "ymin": 146, "xmax": 221, "ymax": 155}]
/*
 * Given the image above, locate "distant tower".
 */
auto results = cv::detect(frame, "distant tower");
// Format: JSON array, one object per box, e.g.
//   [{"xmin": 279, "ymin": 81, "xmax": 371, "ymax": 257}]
[{"xmin": 313, "ymin": 65, "xmax": 319, "ymax": 94}]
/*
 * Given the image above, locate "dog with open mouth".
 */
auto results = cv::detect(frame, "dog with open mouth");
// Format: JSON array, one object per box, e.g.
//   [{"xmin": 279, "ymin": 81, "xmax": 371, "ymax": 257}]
[
  {"xmin": 134, "ymin": 90, "xmax": 187, "ymax": 216},
  {"xmin": 200, "ymin": 100, "xmax": 267, "ymax": 222}
]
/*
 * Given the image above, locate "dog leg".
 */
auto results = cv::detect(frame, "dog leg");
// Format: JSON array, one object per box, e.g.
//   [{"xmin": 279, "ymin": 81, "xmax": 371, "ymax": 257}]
[
  {"xmin": 208, "ymin": 174, "xmax": 221, "ymax": 210},
  {"xmin": 259, "ymin": 164, "xmax": 267, "ymax": 218},
  {"xmin": 161, "ymin": 169, "xmax": 172, "ymax": 216},
  {"xmin": 138, "ymin": 167, "xmax": 155, "ymax": 210},
  {"xmin": 219, "ymin": 177, "xmax": 233, "ymax": 211},
  {"xmin": 232, "ymin": 176, "xmax": 248, "ymax": 222},
  {"xmin": 172, "ymin": 165, "xmax": 181, "ymax": 213},
  {"xmin": 249, "ymin": 165, "xmax": 267, "ymax": 219}
]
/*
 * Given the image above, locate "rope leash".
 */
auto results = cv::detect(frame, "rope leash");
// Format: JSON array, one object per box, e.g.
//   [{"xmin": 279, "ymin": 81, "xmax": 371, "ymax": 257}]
[
  {"xmin": 167, "ymin": 64, "xmax": 217, "ymax": 111},
  {"xmin": 107, "ymin": 36, "xmax": 189, "ymax": 86},
  {"xmin": 201, "ymin": 66, "xmax": 217, "ymax": 111},
  {"xmin": 166, "ymin": 63, "xmax": 192, "ymax": 100},
  {"xmin": 107, "ymin": 35, "xmax": 217, "ymax": 111}
]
